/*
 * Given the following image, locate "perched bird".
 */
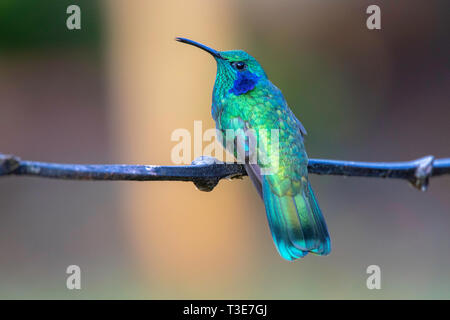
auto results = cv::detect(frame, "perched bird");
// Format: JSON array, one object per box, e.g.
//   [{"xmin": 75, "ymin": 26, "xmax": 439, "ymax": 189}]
[{"xmin": 176, "ymin": 37, "xmax": 330, "ymax": 261}]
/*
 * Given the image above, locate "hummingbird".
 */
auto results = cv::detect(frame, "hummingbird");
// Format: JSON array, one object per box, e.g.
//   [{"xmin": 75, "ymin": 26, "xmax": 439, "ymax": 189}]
[{"xmin": 176, "ymin": 37, "xmax": 330, "ymax": 261}]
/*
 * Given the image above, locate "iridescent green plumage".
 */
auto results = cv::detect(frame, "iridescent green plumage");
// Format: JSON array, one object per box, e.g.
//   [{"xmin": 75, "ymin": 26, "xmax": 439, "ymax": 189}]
[{"xmin": 177, "ymin": 38, "xmax": 330, "ymax": 261}]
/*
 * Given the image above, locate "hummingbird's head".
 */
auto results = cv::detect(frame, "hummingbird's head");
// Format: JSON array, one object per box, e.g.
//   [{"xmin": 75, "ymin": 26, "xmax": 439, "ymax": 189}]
[{"xmin": 176, "ymin": 37, "xmax": 267, "ymax": 96}]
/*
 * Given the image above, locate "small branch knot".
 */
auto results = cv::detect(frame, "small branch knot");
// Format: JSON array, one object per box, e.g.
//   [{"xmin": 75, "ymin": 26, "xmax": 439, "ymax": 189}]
[
  {"xmin": 191, "ymin": 156, "xmax": 223, "ymax": 192},
  {"xmin": 412, "ymin": 155, "xmax": 434, "ymax": 191},
  {"xmin": 0, "ymin": 152, "xmax": 448, "ymax": 191},
  {"xmin": 0, "ymin": 154, "xmax": 20, "ymax": 176}
]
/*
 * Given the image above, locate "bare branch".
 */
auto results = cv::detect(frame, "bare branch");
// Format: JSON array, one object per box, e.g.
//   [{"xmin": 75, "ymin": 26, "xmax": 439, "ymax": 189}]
[{"xmin": 1, "ymin": 153, "xmax": 449, "ymax": 192}]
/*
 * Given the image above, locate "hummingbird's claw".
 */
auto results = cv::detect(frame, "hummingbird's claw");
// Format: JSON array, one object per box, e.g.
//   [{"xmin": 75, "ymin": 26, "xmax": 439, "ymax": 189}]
[{"xmin": 191, "ymin": 156, "xmax": 222, "ymax": 192}]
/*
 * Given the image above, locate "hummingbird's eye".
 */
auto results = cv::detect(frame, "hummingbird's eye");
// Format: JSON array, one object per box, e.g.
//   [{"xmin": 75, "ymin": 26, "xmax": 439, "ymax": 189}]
[{"xmin": 231, "ymin": 61, "xmax": 246, "ymax": 70}]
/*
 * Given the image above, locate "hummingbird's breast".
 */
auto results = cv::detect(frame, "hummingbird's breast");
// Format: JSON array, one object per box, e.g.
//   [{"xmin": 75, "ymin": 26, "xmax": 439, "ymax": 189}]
[{"xmin": 212, "ymin": 80, "xmax": 309, "ymax": 183}]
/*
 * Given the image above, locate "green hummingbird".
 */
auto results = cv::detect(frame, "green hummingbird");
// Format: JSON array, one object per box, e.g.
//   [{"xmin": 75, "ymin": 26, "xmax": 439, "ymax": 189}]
[{"xmin": 176, "ymin": 37, "xmax": 330, "ymax": 261}]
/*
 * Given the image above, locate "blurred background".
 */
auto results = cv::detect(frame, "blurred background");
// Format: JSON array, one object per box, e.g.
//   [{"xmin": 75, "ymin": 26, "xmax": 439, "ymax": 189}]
[{"xmin": 0, "ymin": 0, "xmax": 449, "ymax": 299}]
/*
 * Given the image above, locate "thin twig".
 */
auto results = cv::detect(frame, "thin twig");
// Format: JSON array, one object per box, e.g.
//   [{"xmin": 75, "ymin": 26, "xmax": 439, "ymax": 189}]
[{"xmin": 1, "ymin": 153, "xmax": 449, "ymax": 192}]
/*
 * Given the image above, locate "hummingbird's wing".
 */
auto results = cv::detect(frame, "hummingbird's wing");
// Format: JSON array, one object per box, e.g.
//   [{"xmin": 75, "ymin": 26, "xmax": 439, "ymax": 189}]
[
  {"xmin": 287, "ymin": 107, "xmax": 308, "ymax": 136},
  {"xmin": 229, "ymin": 112, "xmax": 330, "ymax": 260}
]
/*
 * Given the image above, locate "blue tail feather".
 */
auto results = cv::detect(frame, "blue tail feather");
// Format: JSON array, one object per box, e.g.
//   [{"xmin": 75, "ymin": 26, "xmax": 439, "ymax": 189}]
[{"xmin": 262, "ymin": 176, "xmax": 330, "ymax": 261}]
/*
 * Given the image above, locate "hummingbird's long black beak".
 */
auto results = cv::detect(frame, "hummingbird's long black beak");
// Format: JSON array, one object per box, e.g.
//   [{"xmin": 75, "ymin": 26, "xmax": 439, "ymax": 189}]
[{"xmin": 176, "ymin": 37, "xmax": 225, "ymax": 60}]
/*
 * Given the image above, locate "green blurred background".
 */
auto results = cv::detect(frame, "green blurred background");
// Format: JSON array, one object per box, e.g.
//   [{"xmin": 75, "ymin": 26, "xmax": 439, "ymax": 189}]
[{"xmin": 0, "ymin": 0, "xmax": 449, "ymax": 299}]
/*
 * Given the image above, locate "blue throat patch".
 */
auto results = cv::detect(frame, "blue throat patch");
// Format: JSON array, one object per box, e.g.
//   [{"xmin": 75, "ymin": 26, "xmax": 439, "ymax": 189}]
[{"xmin": 229, "ymin": 71, "xmax": 260, "ymax": 95}]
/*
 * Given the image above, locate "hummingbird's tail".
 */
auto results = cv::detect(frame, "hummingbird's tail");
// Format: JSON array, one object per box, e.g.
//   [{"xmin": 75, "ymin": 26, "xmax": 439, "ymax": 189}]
[{"xmin": 262, "ymin": 176, "xmax": 331, "ymax": 261}]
